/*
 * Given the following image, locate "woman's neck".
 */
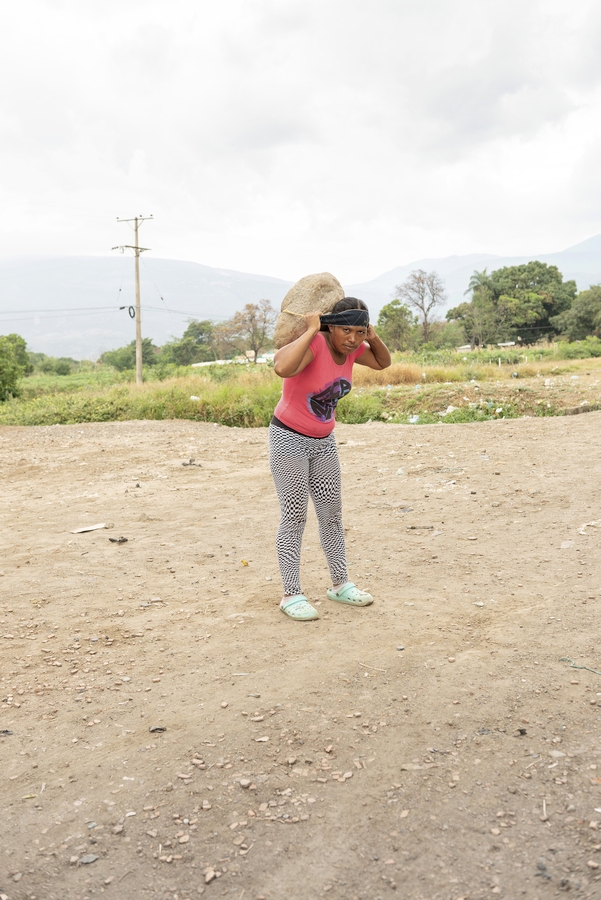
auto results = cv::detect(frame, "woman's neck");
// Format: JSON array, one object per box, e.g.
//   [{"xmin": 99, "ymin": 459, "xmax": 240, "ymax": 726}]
[{"xmin": 323, "ymin": 333, "xmax": 345, "ymax": 364}]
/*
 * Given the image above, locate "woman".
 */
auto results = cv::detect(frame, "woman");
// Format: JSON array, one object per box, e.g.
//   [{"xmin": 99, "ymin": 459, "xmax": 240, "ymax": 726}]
[{"xmin": 270, "ymin": 297, "xmax": 392, "ymax": 620}]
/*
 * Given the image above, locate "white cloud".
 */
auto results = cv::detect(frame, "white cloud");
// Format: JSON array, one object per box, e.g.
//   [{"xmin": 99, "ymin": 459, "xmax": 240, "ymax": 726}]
[{"xmin": 0, "ymin": 0, "xmax": 600, "ymax": 283}]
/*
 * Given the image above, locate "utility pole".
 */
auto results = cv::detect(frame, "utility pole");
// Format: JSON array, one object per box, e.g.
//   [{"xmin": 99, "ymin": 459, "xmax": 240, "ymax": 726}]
[{"xmin": 113, "ymin": 215, "xmax": 153, "ymax": 384}]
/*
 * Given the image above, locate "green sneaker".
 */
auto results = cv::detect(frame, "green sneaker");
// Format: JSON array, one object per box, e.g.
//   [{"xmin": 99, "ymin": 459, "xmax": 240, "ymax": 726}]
[
  {"xmin": 280, "ymin": 595, "xmax": 319, "ymax": 621},
  {"xmin": 327, "ymin": 582, "xmax": 373, "ymax": 606}
]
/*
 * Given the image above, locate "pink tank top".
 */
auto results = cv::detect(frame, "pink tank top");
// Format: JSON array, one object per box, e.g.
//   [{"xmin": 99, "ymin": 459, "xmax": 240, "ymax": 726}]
[{"xmin": 274, "ymin": 332, "xmax": 366, "ymax": 438}]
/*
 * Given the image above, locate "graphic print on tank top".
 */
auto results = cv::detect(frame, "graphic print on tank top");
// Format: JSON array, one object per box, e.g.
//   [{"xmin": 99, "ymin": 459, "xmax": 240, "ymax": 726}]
[{"xmin": 308, "ymin": 378, "xmax": 352, "ymax": 422}]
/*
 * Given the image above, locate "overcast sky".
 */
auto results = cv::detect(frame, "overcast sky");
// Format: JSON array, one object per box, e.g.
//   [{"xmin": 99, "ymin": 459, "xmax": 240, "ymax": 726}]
[{"xmin": 1, "ymin": 0, "xmax": 600, "ymax": 283}]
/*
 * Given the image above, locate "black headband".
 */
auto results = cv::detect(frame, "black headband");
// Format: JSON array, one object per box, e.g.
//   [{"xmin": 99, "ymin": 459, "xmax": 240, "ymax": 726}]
[{"xmin": 320, "ymin": 309, "xmax": 369, "ymax": 329}]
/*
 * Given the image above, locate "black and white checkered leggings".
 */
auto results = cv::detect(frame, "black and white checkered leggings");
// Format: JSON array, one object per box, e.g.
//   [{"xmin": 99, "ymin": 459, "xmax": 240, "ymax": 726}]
[{"xmin": 269, "ymin": 422, "xmax": 348, "ymax": 596}]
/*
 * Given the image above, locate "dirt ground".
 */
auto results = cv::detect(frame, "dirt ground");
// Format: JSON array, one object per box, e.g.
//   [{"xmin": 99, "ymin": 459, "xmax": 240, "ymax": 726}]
[{"xmin": 1, "ymin": 414, "xmax": 601, "ymax": 900}]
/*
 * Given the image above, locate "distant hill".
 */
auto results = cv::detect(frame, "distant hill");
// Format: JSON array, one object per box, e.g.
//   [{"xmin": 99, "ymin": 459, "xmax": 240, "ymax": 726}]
[
  {"xmin": 0, "ymin": 257, "xmax": 293, "ymax": 359},
  {"xmin": 1, "ymin": 235, "xmax": 600, "ymax": 358},
  {"xmin": 346, "ymin": 234, "xmax": 601, "ymax": 315}
]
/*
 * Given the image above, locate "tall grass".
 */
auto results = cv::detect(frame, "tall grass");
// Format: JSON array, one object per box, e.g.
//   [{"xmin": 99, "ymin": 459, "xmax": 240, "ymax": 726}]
[
  {"xmin": 393, "ymin": 339, "xmax": 601, "ymax": 367},
  {"xmin": 19, "ymin": 339, "xmax": 601, "ymax": 399},
  {"xmin": 0, "ymin": 370, "xmax": 281, "ymax": 427},
  {"xmin": 353, "ymin": 357, "xmax": 587, "ymax": 386},
  {"xmin": 3, "ymin": 347, "xmax": 601, "ymax": 428},
  {"xmin": 19, "ymin": 363, "xmax": 202, "ymax": 398},
  {"xmin": 20, "ymin": 368, "xmax": 126, "ymax": 398}
]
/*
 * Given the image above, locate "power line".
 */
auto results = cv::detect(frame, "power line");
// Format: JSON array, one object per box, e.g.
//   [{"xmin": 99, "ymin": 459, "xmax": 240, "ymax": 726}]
[
  {"xmin": 0, "ymin": 310, "xmax": 121, "ymax": 323},
  {"xmin": 116, "ymin": 253, "xmax": 129, "ymax": 309},
  {"xmin": 0, "ymin": 306, "xmax": 116, "ymax": 314},
  {"xmin": 145, "ymin": 305, "xmax": 228, "ymax": 320},
  {"xmin": 140, "ymin": 254, "xmax": 173, "ymax": 322},
  {"xmin": 0, "ymin": 304, "xmax": 229, "ymax": 322}
]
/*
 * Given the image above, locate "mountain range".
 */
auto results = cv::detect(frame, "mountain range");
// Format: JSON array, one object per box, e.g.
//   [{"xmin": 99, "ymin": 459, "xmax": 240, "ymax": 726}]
[{"xmin": 1, "ymin": 234, "xmax": 600, "ymax": 358}]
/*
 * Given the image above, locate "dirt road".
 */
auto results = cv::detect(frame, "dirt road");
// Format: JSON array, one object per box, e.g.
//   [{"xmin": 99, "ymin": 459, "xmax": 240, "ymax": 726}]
[{"xmin": 1, "ymin": 415, "xmax": 600, "ymax": 900}]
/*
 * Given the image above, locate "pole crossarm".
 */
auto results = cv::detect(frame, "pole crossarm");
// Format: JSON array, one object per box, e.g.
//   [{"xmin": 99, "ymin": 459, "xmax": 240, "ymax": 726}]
[
  {"xmin": 111, "ymin": 245, "xmax": 151, "ymax": 253},
  {"xmin": 116, "ymin": 216, "xmax": 154, "ymax": 223}
]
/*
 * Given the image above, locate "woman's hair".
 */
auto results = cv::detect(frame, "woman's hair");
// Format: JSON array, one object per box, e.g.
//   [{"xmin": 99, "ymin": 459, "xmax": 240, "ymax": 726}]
[{"xmin": 331, "ymin": 297, "xmax": 369, "ymax": 314}]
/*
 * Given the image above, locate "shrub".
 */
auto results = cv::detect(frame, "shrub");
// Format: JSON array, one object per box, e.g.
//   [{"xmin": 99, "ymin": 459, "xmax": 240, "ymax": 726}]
[
  {"xmin": 0, "ymin": 334, "xmax": 33, "ymax": 400},
  {"xmin": 556, "ymin": 337, "xmax": 601, "ymax": 359},
  {"xmin": 0, "ymin": 337, "xmax": 25, "ymax": 401},
  {"xmin": 100, "ymin": 338, "xmax": 159, "ymax": 371},
  {"xmin": 337, "ymin": 391, "xmax": 384, "ymax": 423}
]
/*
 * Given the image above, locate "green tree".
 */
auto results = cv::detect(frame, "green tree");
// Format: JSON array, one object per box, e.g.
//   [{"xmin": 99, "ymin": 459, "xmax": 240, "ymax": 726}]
[
  {"xmin": 551, "ymin": 285, "xmax": 601, "ymax": 341},
  {"xmin": 100, "ymin": 338, "xmax": 159, "ymax": 371},
  {"xmin": 458, "ymin": 269, "xmax": 505, "ymax": 345},
  {"xmin": 493, "ymin": 261, "xmax": 575, "ymax": 329},
  {"xmin": 54, "ymin": 359, "xmax": 73, "ymax": 376},
  {"xmin": 446, "ymin": 291, "xmax": 500, "ymax": 348},
  {"xmin": 161, "ymin": 320, "xmax": 217, "ymax": 365},
  {"xmin": 447, "ymin": 261, "xmax": 577, "ymax": 345},
  {"xmin": 426, "ymin": 319, "xmax": 465, "ymax": 349},
  {"xmin": 3, "ymin": 333, "xmax": 33, "ymax": 374},
  {"xmin": 0, "ymin": 334, "xmax": 28, "ymax": 400},
  {"xmin": 31, "ymin": 353, "xmax": 78, "ymax": 374},
  {"xmin": 38, "ymin": 357, "xmax": 57, "ymax": 374},
  {"xmin": 465, "ymin": 269, "xmax": 494, "ymax": 297},
  {"xmin": 394, "ymin": 270, "xmax": 447, "ymax": 343},
  {"xmin": 376, "ymin": 300, "xmax": 417, "ymax": 351}
]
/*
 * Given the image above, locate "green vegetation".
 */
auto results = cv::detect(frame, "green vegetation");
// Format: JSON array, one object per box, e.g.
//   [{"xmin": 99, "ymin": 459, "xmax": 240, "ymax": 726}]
[
  {"xmin": 93, "ymin": 300, "xmax": 277, "ymax": 372},
  {"xmin": 555, "ymin": 336, "xmax": 601, "ymax": 358},
  {"xmin": 19, "ymin": 367, "xmax": 127, "ymax": 399},
  {"xmin": 446, "ymin": 261, "xmax": 576, "ymax": 346},
  {"xmin": 380, "ymin": 262, "xmax": 599, "ymax": 352},
  {"xmin": 100, "ymin": 337, "xmax": 160, "ymax": 371},
  {"xmin": 1, "ymin": 347, "xmax": 600, "ymax": 427},
  {"xmin": 0, "ymin": 333, "xmax": 32, "ymax": 400},
  {"xmin": 4, "ymin": 265, "xmax": 601, "ymax": 425},
  {"xmin": 0, "ymin": 374, "xmax": 279, "ymax": 428},
  {"xmin": 160, "ymin": 319, "xmax": 217, "ymax": 365},
  {"xmin": 551, "ymin": 286, "xmax": 601, "ymax": 342},
  {"xmin": 376, "ymin": 300, "xmax": 417, "ymax": 350},
  {"xmin": 28, "ymin": 352, "xmax": 84, "ymax": 376},
  {"xmin": 376, "ymin": 297, "xmax": 463, "ymax": 351}
]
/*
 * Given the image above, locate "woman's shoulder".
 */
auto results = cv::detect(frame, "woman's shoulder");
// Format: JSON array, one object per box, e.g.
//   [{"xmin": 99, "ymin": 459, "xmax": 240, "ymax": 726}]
[{"xmin": 309, "ymin": 331, "xmax": 327, "ymax": 355}]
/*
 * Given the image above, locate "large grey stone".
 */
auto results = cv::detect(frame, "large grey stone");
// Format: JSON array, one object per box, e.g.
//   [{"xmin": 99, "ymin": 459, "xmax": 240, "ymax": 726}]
[{"xmin": 274, "ymin": 272, "xmax": 344, "ymax": 348}]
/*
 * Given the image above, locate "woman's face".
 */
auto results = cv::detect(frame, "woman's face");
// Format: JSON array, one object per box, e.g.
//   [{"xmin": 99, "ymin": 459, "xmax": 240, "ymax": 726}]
[{"xmin": 328, "ymin": 323, "xmax": 367, "ymax": 355}]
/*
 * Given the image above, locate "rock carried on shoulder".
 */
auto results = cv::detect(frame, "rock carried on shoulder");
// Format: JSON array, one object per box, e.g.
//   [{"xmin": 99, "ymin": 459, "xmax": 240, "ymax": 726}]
[{"xmin": 274, "ymin": 272, "xmax": 344, "ymax": 348}]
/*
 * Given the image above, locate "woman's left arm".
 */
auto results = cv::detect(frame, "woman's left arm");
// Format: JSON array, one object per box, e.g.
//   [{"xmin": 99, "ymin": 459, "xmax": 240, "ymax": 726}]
[{"xmin": 355, "ymin": 325, "xmax": 392, "ymax": 370}]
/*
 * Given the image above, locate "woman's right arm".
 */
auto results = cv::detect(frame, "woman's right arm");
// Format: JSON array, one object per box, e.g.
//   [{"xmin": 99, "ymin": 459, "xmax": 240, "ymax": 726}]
[{"xmin": 273, "ymin": 312, "xmax": 321, "ymax": 378}]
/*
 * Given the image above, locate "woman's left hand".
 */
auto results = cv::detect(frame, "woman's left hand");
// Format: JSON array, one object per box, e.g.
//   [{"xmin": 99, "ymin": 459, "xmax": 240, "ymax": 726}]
[{"xmin": 355, "ymin": 323, "xmax": 392, "ymax": 370}]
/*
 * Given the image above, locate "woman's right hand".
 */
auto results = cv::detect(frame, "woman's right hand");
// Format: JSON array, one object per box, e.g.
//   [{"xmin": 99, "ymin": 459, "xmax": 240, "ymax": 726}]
[
  {"xmin": 305, "ymin": 311, "xmax": 322, "ymax": 335},
  {"xmin": 274, "ymin": 311, "xmax": 320, "ymax": 377}
]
